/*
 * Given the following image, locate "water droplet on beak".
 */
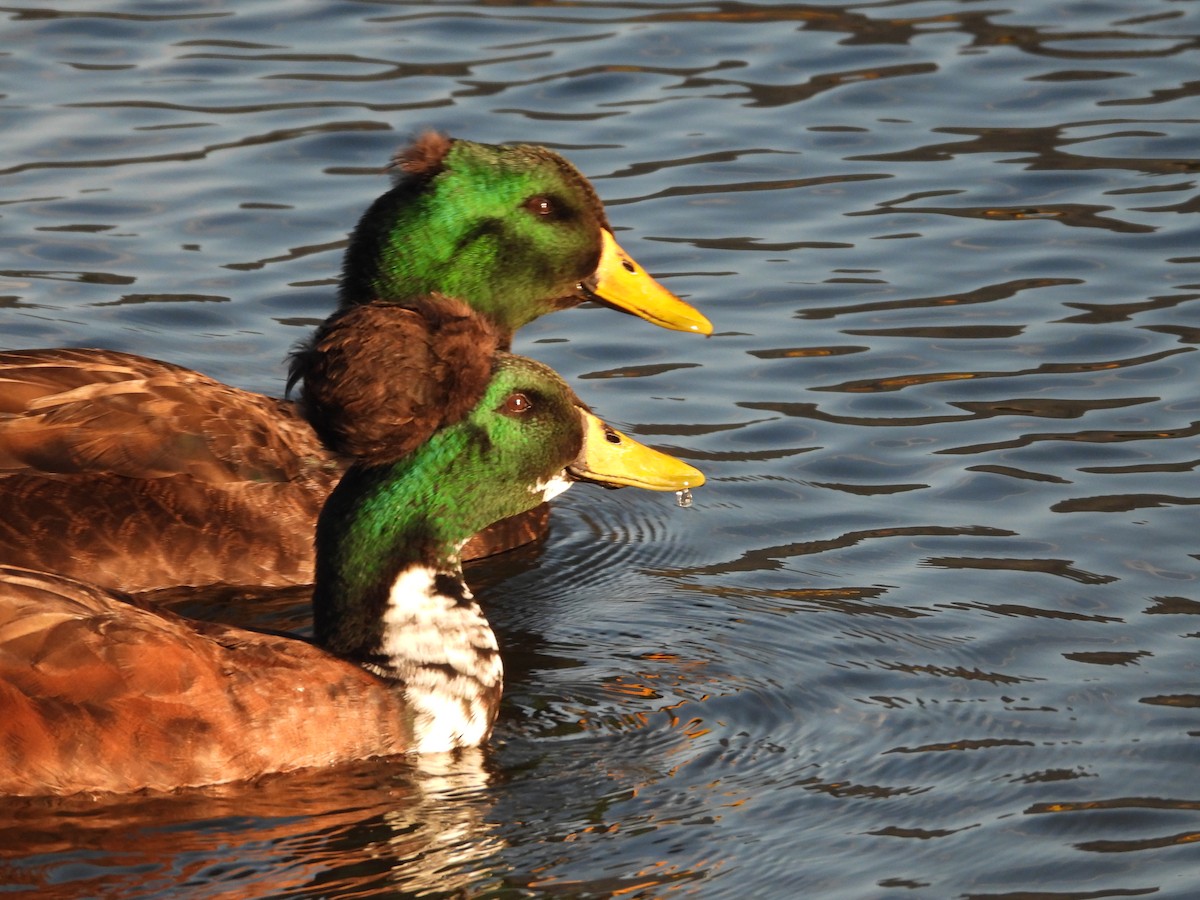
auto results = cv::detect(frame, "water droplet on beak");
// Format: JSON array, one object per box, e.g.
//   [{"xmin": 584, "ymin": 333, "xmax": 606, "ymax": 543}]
[{"xmin": 676, "ymin": 487, "xmax": 693, "ymax": 509}]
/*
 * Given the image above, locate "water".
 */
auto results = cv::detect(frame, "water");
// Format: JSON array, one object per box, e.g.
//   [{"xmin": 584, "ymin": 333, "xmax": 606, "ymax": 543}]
[{"xmin": 2, "ymin": 0, "xmax": 1199, "ymax": 896}]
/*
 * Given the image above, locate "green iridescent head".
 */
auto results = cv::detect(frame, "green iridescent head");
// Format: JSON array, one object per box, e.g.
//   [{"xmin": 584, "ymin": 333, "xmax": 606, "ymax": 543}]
[
  {"xmin": 338, "ymin": 134, "xmax": 712, "ymax": 339},
  {"xmin": 311, "ymin": 352, "xmax": 705, "ymax": 657}
]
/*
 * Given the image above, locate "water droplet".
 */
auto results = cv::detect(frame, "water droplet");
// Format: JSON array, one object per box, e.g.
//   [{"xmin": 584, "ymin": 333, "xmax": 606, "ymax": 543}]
[{"xmin": 676, "ymin": 487, "xmax": 693, "ymax": 509}]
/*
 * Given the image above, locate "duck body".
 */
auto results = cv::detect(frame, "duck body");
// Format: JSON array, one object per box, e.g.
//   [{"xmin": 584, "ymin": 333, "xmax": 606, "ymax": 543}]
[
  {"xmin": 0, "ymin": 134, "xmax": 711, "ymax": 595},
  {"xmin": 0, "ymin": 350, "xmax": 704, "ymax": 797},
  {"xmin": 0, "ymin": 348, "xmax": 333, "ymax": 591},
  {"xmin": 0, "ymin": 298, "xmax": 501, "ymax": 592},
  {"xmin": 0, "ymin": 565, "xmax": 416, "ymax": 796}
]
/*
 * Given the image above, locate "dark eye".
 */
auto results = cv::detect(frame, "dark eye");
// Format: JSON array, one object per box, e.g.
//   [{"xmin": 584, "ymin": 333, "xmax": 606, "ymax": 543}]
[
  {"xmin": 524, "ymin": 195, "xmax": 556, "ymax": 218},
  {"xmin": 502, "ymin": 392, "xmax": 533, "ymax": 416}
]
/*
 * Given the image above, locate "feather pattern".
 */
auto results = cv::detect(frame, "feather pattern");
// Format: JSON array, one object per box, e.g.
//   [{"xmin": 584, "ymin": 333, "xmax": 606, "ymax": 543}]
[
  {"xmin": 0, "ymin": 329, "xmax": 524, "ymax": 593},
  {"xmin": 0, "ymin": 565, "xmax": 414, "ymax": 796}
]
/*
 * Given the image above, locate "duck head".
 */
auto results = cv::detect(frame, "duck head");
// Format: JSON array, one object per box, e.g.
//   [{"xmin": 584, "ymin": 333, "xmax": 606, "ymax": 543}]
[
  {"xmin": 338, "ymin": 133, "xmax": 712, "ymax": 341},
  {"xmin": 311, "ymin": 351, "xmax": 705, "ymax": 664}
]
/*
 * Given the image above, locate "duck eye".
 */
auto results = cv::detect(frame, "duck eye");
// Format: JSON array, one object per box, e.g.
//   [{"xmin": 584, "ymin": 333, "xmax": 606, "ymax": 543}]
[
  {"xmin": 502, "ymin": 392, "xmax": 533, "ymax": 416},
  {"xmin": 524, "ymin": 195, "xmax": 556, "ymax": 218}
]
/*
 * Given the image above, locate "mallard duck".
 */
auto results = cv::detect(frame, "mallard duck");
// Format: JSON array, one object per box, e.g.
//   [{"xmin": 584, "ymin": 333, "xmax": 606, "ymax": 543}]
[
  {"xmin": 0, "ymin": 351, "xmax": 704, "ymax": 797},
  {"xmin": 0, "ymin": 133, "xmax": 711, "ymax": 594}
]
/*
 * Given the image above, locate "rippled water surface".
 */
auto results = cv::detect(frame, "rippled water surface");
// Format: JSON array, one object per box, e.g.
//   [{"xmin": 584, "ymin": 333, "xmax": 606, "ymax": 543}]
[{"xmin": 3, "ymin": 0, "xmax": 1200, "ymax": 897}]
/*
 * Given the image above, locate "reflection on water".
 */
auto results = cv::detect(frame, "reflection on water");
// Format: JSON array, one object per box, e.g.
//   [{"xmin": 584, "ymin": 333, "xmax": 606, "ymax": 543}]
[
  {"xmin": 0, "ymin": 751, "xmax": 500, "ymax": 898},
  {"xmin": 3, "ymin": 0, "xmax": 1200, "ymax": 896}
]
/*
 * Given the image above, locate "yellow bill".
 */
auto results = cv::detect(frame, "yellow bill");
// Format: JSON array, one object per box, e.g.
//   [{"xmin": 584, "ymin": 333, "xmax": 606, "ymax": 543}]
[
  {"xmin": 569, "ymin": 409, "xmax": 705, "ymax": 491},
  {"xmin": 587, "ymin": 230, "xmax": 713, "ymax": 336}
]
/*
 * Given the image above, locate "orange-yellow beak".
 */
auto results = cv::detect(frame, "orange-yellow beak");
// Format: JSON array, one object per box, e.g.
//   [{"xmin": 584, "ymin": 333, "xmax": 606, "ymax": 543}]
[
  {"xmin": 587, "ymin": 230, "xmax": 713, "ymax": 336},
  {"xmin": 569, "ymin": 409, "xmax": 705, "ymax": 491}
]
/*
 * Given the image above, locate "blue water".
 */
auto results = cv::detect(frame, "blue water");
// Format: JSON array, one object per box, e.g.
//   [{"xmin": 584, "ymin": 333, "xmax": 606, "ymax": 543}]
[{"xmin": 3, "ymin": 0, "xmax": 1200, "ymax": 897}]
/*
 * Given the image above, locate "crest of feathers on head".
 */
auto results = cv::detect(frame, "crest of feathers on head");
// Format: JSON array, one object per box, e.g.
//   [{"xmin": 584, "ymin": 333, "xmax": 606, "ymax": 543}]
[{"xmin": 387, "ymin": 132, "xmax": 454, "ymax": 185}]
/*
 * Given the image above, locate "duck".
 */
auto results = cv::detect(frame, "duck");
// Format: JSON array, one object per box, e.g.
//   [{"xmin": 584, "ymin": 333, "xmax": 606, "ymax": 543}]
[
  {"xmin": 0, "ymin": 132, "xmax": 711, "ymax": 595},
  {"xmin": 0, "ymin": 346, "xmax": 705, "ymax": 797}
]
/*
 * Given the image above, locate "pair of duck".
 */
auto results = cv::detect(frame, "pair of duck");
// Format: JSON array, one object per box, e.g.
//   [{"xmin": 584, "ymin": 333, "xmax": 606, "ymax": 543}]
[{"xmin": 0, "ymin": 133, "xmax": 710, "ymax": 796}]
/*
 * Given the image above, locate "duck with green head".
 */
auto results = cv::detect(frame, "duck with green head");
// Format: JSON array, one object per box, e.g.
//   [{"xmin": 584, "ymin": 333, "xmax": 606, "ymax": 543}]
[
  {"xmin": 341, "ymin": 132, "xmax": 711, "ymax": 339},
  {"xmin": 0, "ymin": 345, "xmax": 704, "ymax": 796},
  {"xmin": 0, "ymin": 133, "xmax": 711, "ymax": 595}
]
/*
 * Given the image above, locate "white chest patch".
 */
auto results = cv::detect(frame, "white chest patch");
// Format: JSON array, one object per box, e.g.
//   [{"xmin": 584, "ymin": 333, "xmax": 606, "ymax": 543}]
[
  {"xmin": 532, "ymin": 472, "xmax": 573, "ymax": 504},
  {"xmin": 381, "ymin": 566, "xmax": 503, "ymax": 753}
]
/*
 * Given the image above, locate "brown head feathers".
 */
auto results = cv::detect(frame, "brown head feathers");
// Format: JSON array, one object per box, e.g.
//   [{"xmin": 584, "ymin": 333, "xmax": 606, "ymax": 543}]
[
  {"xmin": 388, "ymin": 131, "xmax": 454, "ymax": 183},
  {"xmin": 288, "ymin": 296, "xmax": 501, "ymax": 465}
]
